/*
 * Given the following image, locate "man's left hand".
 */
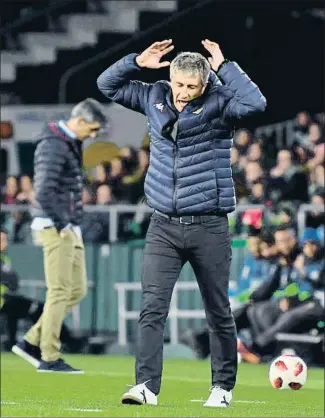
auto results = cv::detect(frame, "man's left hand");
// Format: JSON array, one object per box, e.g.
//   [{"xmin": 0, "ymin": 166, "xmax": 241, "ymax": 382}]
[{"xmin": 202, "ymin": 39, "xmax": 225, "ymax": 72}]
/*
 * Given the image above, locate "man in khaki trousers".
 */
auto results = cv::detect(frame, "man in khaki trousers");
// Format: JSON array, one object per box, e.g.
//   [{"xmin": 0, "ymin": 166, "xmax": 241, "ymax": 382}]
[{"xmin": 12, "ymin": 98, "xmax": 108, "ymax": 373}]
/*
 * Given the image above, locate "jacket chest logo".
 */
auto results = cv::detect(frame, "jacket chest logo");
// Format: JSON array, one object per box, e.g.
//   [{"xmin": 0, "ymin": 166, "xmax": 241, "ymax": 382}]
[
  {"xmin": 193, "ymin": 107, "xmax": 203, "ymax": 114},
  {"xmin": 154, "ymin": 103, "xmax": 164, "ymax": 112}
]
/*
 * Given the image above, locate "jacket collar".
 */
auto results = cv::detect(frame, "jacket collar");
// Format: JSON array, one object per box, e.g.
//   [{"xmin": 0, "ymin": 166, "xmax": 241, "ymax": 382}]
[
  {"xmin": 58, "ymin": 120, "xmax": 77, "ymax": 139},
  {"xmin": 49, "ymin": 122, "xmax": 78, "ymax": 143}
]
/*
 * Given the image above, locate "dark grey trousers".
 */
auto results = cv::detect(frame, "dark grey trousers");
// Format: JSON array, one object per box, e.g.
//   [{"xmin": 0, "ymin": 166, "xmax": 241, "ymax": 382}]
[
  {"xmin": 254, "ymin": 299, "xmax": 324, "ymax": 348},
  {"xmin": 135, "ymin": 212, "xmax": 237, "ymax": 394}
]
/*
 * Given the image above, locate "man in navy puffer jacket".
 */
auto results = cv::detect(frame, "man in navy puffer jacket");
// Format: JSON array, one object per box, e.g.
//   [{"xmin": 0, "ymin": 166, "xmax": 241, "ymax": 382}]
[{"xmin": 97, "ymin": 39, "xmax": 266, "ymax": 407}]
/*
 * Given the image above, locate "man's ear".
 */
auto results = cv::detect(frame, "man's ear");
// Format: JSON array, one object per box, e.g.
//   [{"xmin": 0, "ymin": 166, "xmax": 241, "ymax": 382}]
[
  {"xmin": 77, "ymin": 117, "xmax": 86, "ymax": 125},
  {"xmin": 201, "ymin": 83, "xmax": 208, "ymax": 95}
]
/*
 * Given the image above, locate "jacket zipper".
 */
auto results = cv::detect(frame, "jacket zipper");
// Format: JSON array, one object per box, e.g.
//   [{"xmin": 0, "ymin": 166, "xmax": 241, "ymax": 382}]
[
  {"xmin": 170, "ymin": 120, "xmax": 179, "ymax": 212},
  {"xmin": 70, "ymin": 191, "xmax": 74, "ymax": 220},
  {"xmin": 172, "ymin": 141, "xmax": 178, "ymax": 211}
]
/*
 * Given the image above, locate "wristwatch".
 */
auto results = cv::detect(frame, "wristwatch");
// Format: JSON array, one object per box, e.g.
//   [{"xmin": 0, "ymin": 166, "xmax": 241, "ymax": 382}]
[{"xmin": 216, "ymin": 59, "xmax": 230, "ymax": 73}]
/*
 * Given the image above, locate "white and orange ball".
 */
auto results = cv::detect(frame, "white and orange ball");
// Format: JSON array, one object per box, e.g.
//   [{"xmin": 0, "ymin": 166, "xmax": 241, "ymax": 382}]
[{"xmin": 269, "ymin": 354, "xmax": 308, "ymax": 390}]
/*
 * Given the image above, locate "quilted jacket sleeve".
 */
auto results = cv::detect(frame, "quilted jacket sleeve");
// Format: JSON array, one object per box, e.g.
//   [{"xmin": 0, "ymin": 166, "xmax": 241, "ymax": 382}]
[
  {"xmin": 217, "ymin": 61, "xmax": 266, "ymax": 120},
  {"xmin": 33, "ymin": 138, "xmax": 70, "ymax": 229},
  {"xmin": 97, "ymin": 53, "xmax": 152, "ymax": 115}
]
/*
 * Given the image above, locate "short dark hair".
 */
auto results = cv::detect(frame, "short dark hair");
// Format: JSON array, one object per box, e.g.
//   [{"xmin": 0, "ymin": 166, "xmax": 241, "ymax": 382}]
[
  {"xmin": 260, "ymin": 230, "xmax": 275, "ymax": 245},
  {"xmin": 71, "ymin": 98, "xmax": 108, "ymax": 125}
]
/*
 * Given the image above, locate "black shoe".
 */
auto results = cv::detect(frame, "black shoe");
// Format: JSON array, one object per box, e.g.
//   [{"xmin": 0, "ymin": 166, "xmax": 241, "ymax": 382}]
[
  {"xmin": 37, "ymin": 358, "xmax": 84, "ymax": 374},
  {"xmin": 12, "ymin": 340, "xmax": 41, "ymax": 368}
]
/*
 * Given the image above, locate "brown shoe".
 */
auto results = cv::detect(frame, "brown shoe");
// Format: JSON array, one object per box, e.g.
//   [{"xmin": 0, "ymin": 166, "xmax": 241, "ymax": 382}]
[{"xmin": 237, "ymin": 338, "xmax": 261, "ymax": 364}]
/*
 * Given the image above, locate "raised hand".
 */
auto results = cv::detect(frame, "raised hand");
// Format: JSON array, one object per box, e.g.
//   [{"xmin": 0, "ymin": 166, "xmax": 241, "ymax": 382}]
[
  {"xmin": 201, "ymin": 39, "xmax": 225, "ymax": 72},
  {"xmin": 136, "ymin": 40, "xmax": 174, "ymax": 69}
]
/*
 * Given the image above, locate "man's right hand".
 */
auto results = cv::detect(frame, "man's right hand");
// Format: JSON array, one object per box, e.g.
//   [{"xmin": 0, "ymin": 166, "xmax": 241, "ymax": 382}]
[{"xmin": 136, "ymin": 39, "xmax": 174, "ymax": 69}]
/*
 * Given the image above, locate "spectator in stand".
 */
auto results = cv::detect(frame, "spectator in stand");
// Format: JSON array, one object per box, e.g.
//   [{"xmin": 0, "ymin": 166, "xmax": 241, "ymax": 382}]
[
  {"xmin": 91, "ymin": 163, "xmax": 108, "ymax": 193},
  {"xmin": 276, "ymin": 202, "xmax": 298, "ymax": 232},
  {"xmin": 234, "ymin": 128, "xmax": 252, "ymax": 157},
  {"xmin": 82, "ymin": 186, "xmax": 92, "ymax": 205},
  {"xmin": 266, "ymin": 149, "xmax": 309, "ymax": 205},
  {"xmin": 293, "ymin": 111, "xmax": 311, "ymax": 135},
  {"xmin": 6, "ymin": 175, "xmax": 35, "ymax": 243},
  {"xmin": 246, "ymin": 141, "xmax": 268, "ymax": 169},
  {"xmin": 244, "ymin": 161, "xmax": 264, "ymax": 189},
  {"xmin": 231, "ymin": 148, "xmax": 248, "ymax": 202},
  {"xmin": 119, "ymin": 146, "xmax": 138, "ymax": 175},
  {"xmin": 309, "ymin": 165, "xmax": 324, "ymax": 197},
  {"xmin": 3, "ymin": 176, "xmax": 18, "ymax": 204},
  {"xmin": 247, "ymin": 182, "xmax": 264, "ymax": 205},
  {"xmin": 306, "ymin": 123, "xmax": 324, "ymax": 171},
  {"xmin": 18, "ymin": 175, "xmax": 34, "ymax": 202},
  {"xmin": 236, "ymin": 232, "xmax": 265, "ymax": 300},
  {"xmin": 259, "ymin": 232, "xmax": 278, "ymax": 273},
  {"xmin": 107, "ymin": 157, "xmax": 127, "ymax": 201},
  {"xmin": 122, "ymin": 148, "xmax": 149, "ymax": 204},
  {"xmin": 293, "ymin": 122, "xmax": 324, "ymax": 169},
  {"xmin": 305, "ymin": 191, "xmax": 325, "ymax": 230}
]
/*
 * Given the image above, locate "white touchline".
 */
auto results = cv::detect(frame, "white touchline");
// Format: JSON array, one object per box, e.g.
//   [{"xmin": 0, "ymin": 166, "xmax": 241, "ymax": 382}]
[
  {"xmin": 1, "ymin": 401, "xmax": 103, "ymax": 411},
  {"xmin": 190, "ymin": 399, "xmax": 266, "ymax": 404},
  {"xmin": 67, "ymin": 408, "xmax": 102, "ymax": 412},
  {"xmin": 235, "ymin": 400, "xmax": 266, "ymax": 404}
]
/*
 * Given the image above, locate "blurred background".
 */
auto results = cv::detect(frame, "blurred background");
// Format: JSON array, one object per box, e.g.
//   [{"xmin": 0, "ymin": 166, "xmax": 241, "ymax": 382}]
[{"xmin": 1, "ymin": 0, "xmax": 324, "ymax": 365}]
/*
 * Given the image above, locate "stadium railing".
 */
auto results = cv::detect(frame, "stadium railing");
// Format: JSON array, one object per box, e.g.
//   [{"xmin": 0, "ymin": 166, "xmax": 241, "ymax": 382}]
[
  {"xmin": 2, "ymin": 203, "xmax": 323, "ymax": 242},
  {"xmin": 114, "ymin": 281, "xmax": 207, "ymax": 346}
]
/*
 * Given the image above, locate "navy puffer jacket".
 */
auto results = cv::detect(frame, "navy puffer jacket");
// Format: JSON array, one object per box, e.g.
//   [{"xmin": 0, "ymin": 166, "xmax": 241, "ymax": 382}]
[
  {"xmin": 97, "ymin": 53, "xmax": 266, "ymax": 214},
  {"xmin": 32, "ymin": 123, "xmax": 83, "ymax": 229}
]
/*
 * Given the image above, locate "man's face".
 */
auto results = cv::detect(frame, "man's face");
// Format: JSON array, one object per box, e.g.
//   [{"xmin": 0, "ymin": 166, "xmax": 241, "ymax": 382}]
[
  {"xmin": 303, "ymin": 241, "xmax": 318, "ymax": 258},
  {"xmin": 297, "ymin": 112, "xmax": 309, "ymax": 126},
  {"xmin": 252, "ymin": 183, "xmax": 263, "ymax": 198},
  {"xmin": 245, "ymin": 162, "xmax": 262, "ymax": 183},
  {"xmin": 75, "ymin": 118, "xmax": 101, "ymax": 140},
  {"xmin": 170, "ymin": 71, "xmax": 206, "ymax": 112},
  {"xmin": 20, "ymin": 176, "xmax": 32, "ymax": 192},
  {"xmin": 235, "ymin": 131, "xmax": 250, "ymax": 148},
  {"xmin": 248, "ymin": 143, "xmax": 262, "ymax": 161},
  {"xmin": 0, "ymin": 232, "xmax": 8, "ymax": 252},
  {"xmin": 277, "ymin": 151, "xmax": 292, "ymax": 171},
  {"xmin": 275, "ymin": 230, "xmax": 296, "ymax": 256}
]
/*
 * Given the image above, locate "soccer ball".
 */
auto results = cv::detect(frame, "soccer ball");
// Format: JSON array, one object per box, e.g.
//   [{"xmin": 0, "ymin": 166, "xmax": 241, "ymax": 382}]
[{"xmin": 269, "ymin": 355, "xmax": 308, "ymax": 390}]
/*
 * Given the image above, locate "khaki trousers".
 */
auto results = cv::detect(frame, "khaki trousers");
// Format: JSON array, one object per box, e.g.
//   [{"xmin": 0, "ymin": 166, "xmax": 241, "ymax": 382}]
[{"xmin": 24, "ymin": 227, "xmax": 87, "ymax": 362}]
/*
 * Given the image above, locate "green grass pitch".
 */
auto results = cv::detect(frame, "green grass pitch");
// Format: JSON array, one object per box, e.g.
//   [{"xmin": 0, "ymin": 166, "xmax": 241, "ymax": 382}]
[{"xmin": 1, "ymin": 353, "xmax": 324, "ymax": 417}]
